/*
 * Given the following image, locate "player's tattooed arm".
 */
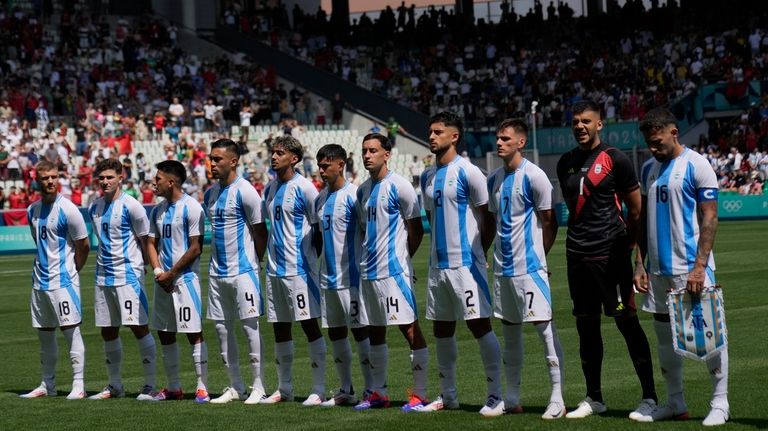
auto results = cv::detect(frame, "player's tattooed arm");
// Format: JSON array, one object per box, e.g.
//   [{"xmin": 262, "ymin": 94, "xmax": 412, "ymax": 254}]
[
  {"xmin": 688, "ymin": 200, "xmax": 718, "ymax": 293},
  {"xmin": 620, "ymin": 187, "xmax": 642, "ymax": 249}
]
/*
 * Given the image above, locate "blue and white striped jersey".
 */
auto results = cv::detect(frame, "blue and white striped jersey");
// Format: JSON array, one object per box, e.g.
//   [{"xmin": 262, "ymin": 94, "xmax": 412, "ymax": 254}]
[
  {"xmin": 263, "ymin": 173, "xmax": 320, "ymax": 277},
  {"xmin": 28, "ymin": 195, "xmax": 88, "ymax": 291},
  {"xmin": 203, "ymin": 177, "xmax": 263, "ymax": 277},
  {"xmin": 149, "ymin": 193, "xmax": 205, "ymax": 276},
  {"xmin": 356, "ymin": 171, "xmax": 421, "ymax": 280},
  {"xmin": 316, "ymin": 182, "xmax": 361, "ymax": 290},
  {"xmin": 89, "ymin": 192, "xmax": 149, "ymax": 287},
  {"xmin": 421, "ymin": 156, "xmax": 488, "ymax": 269},
  {"xmin": 640, "ymin": 148, "xmax": 717, "ymax": 276},
  {"xmin": 487, "ymin": 159, "xmax": 553, "ymax": 276}
]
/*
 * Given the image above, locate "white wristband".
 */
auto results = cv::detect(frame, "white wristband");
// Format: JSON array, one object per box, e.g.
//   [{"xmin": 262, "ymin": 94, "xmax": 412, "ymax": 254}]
[{"xmin": 153, "ymin": 268, "xmax": 163, "ymax": 276}]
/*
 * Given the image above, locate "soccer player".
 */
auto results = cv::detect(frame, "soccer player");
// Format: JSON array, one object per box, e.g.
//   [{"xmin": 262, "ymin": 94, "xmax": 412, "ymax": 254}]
[
  {"xmin": 203, "ymin": 138, "xmax": 267, "ymax": 404},
  {"xmin": 21, "ymin": 160, "xmax": 89, "ymax": 399},
  {"xmin": 555, "ymin": 100, "xmax": 657, "ymax": 419},
  {"xmin": 418, "ymin": 112, "xmax": 502, "ymax": 415},
  {"xmin": 353, "ymin": 133, "xmax": 429, "ymax": 411},
  {"xmin": 88, "ymin": 158, "xmax": 158, "ymax": 400},
  {"xmin": 146, "ymin": 160, "xmax": 210, "ymax": 402},
  {"xmin": 487, "ymin": 118, "xmax": 565, "ymax": 419},
  {"xmin": 314, "ymin": 144, "xmax": 373, "ymax": 407},
  {"xmin": 633, "ymin": 107, "xmax": 729, "ymax": 426},
  {"xmin": 261, "ymin": 135, "xmax": 327, "ymax": 406}
]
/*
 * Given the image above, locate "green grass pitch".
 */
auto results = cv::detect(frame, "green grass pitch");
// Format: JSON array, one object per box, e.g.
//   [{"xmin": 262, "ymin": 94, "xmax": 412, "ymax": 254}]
[{"xmin": 1, "ymin": 221, "xmax": 766, "ymax": 430}]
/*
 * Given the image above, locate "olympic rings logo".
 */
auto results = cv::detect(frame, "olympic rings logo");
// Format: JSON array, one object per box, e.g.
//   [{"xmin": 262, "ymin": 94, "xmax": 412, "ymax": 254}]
[{"xmin": 722, "ymin": 200, "xmax": 743, "ymax": 212}]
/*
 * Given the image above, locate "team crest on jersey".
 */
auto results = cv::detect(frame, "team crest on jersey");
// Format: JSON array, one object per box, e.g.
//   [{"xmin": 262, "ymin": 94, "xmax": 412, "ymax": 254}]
[
  {"xmin": 674, "ymin": 171, "xmax": 681, "ymax": 179},
  {"xmin": 515, "ymin": 185, "xmax": 521, "ymax": 194},
  {"xmin": 448, "ymin": 179, "xmax": 455, "ymax": 187},
  {"xmin": 594, "ymin": 164, "xmax": 603, "ymax": 174}
]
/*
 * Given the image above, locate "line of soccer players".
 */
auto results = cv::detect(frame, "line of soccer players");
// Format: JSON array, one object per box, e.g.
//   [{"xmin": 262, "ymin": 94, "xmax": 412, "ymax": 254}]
[{"xmin": 22, "ymin": 103, "xmax": 729, "ymax": 425}]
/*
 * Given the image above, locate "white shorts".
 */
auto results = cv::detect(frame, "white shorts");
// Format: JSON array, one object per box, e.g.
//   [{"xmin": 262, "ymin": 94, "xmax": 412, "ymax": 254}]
[
  {"xmin": 207, "ymin": 271, "xmax": 263, "ymax": 321},
  {"xmin": 152, "ymin": 273, "xmax": 204, "ymax": 333},
  {"xmin": 31, "ymin": 286, "xmax": 83, "ymax": 328},
  {"xmin": 95, "ymin": 282, "xmax": 149, "ymax": 327},
  {"xmin": 426, "ymin": 263, "xmax": 492, "ymax": 321},
  {"xmin": 266, "ymin": 274, "xmax": 321, "ymax": 322},
  {"xmin": 321, "ymin": 285, "xmax": 368, "ymax": 329},
  {"xmin": 642, "ymin": 271, "xmax": 717, "ymax": 314},
  {"xmin": 494, "ymin": 269, "xmax": 553, "ymax": 323},
  {"xmin": 361, "ymin": 274, "xmax": 417, "ymax": 326}
]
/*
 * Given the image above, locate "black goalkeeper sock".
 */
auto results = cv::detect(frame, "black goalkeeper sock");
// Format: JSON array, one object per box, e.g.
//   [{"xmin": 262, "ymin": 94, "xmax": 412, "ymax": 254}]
[
  {"xmin": 616, "ymin": 314, "xmax": 657, "ymax": 403},
  {"xmin": 576, "ymin": 317, "xmax": 604, "ymax": 403}
]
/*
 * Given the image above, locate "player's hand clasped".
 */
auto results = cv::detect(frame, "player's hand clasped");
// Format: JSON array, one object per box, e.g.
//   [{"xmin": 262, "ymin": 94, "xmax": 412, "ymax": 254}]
[
  {"xmin": 686, "ymin": 266, "xmax": 706, "ymax": 294},
  {"xmin": 632, "ymin": 263, "xmax": 648, "ymax": 293},
  {"xmin": 155, "ymin": 270, "xmax": 177, "ymax": 293}
]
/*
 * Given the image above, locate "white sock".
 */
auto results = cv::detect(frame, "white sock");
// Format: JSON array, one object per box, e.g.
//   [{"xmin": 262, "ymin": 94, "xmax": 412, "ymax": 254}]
[
  {"xmin": 435, "ymin": 336, "xmax": 458, "ymax": 401},
  {"xmin": 332, "ymin": 338, "xmax": 353, "ymax": 393},
  {"xmin": 477, "ymin": 331, "xmax": 502, "ymax": 399},
  {"xmin": 502, "ymin": 324, "xmax": 524, "ymax": 405},
  {"xmin": 369, "ymin": 343, "xmax": 388, "ymax": 396},
  {"xmin": 215, "ymin": 321, "xmax": 244, "ymax": 394},
  {"xmin": 707, "ymin": 348, "xmax": 729, "ymax": 408},
  {"xmin": 356, "ymin": 338, "xmax": 372, "ymax": 393},
  {"xmin": 38, "ymin": 330, "xmax": 57, "ymax": 390},
  {"xmin": 654, "ymin": 319, "xmax": 685, "ymax": 408},
  {"xmin": 62, "ymin": 326, "xmax": 85, "ymax": 391},
  {"xmin": 161, "ymin": 342, "xmax": 181, "ymax": 391},
  {"xmin": 274, "ymin": 340, "xmax": 294, "ymax": 394},
  {"xmin": 104, "ymin": 338, "xmax": 123, "ymax": 389},
  {"xmin": 410, "ymin": 347, "xmax": 429, "ymax": 400},
  {"xmin": 309, "ymin": 337, "xmax": 327, "ymax": 395},
  {"xmin": 242, "ymin": 318, "xmax": 264, "ymax": 392},
  {"xmin": 191, "ymin": 341, "xmax": 208, "ymax": 391},
  {"xmin": 137, "ymin": 334, "xmax": 157, "ymax": 388},
  {"xmin": 536, "ymin": 321, "xmax": 564, "ymax": 404}
]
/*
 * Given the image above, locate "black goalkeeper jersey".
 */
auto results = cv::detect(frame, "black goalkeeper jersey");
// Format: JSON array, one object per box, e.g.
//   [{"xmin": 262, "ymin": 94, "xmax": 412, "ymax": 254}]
[{"xmin": 556, "ymin": 142, "xmax": 639, "ymax": 257}]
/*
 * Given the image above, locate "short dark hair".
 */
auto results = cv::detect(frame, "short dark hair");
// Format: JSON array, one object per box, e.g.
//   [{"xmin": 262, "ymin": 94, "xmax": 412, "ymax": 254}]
[
  {"xmin": 497, "ymin": 118, "xmax": 528, "ymax": 135},
  {"xmin": 316, "ymin": 144, "xmax": 346, "ymax": 162},
  {"xmin": 210, "ymin": 138, "xmax": 240, "ymax": 157},
  {"xmin": 572, "ymin": 99, "xmax": 602, "ymax": 118},
  {"xmin": 639, "ymin": 107, "xmax": 678, "ymax": 133},
  {"xmin": 156, "ymin": 160, "xmax": 187, "ymax": 184},
  {"xmin": 429, "ymin": 111, "xmax": 463, "ymax": 144},
  {"xmin": 95, "ymin": 158, "xmax": 123, "ymax": 176},
  {"xmin": 272, "ymin": 135, "xmax": 303, "ymax": 161},
  {"xmin": 362, "ymin": 133, "xmax": 391, "ymax": 151}
]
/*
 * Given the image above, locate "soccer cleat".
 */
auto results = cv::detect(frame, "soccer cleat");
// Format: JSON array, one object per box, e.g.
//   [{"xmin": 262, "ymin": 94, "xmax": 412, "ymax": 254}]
[
  {"xmin": 20, "ymin": 383, "xmax": 56, "ymax": 398},
  {"xmin": 136, "ymin": 385, "xmax": 157, "ymax": 401},
  {"xmin": 479, "ymin": 395, "xmax": 506, "ymax": 417},
  {"xmin": 629, "ymin": 398, "xmax": 657, "ymax": 421},
  {"xmin": 88, "ymin": 384, "xmax": 125, "ymax": 400},
  {"xmin": 244, "ymin": 388, "xmax": 267, "ymax": 405},
  {"xmin": 542, "ymin": 401, "xmax": 566, "ymax": 419},
  {"xmin": 702, "ymin": 404, "xmax": 729, "ymax": 426},
  {"xmin": 418, "ymin": 394, "xmax": 460, "ymax": 412},
  {"xmin": 400, "ymin": 389, "xmax": 428, "ymax": 412},
  {"xmin": 354, "ymin": 391, "xmax": 390, "ymax": 410},
  {"xmin": 194, "ymin": 388, "xmax": 211, "ymax": 403},
  {"xmin": 565, "ymin": 397, "xmax": 607, "ymax": 418},
  {"xmin": 260, "ymin": 389, "xmax": 295, "ymax": 404},
  {"xmin": 634, "ymin": 402, "xmax": 689, "ymax": 423},
  {"xmin": 210, "ymin": 387, "xmax": 247, "ymax": 404},
  {"xmin": 66, "ymin": 389, "xmax": 86, "ymax": 400},
  {"xmin": 320, "ymin": 389, "xmax": 358, "ymax": 407},
  {"xmin": 302, "ymin": 393, "xmax": 325, "ymax": 406},
  {"xmin": 151, "ymin": 388, "xmax": 184, "ymax": 401}
]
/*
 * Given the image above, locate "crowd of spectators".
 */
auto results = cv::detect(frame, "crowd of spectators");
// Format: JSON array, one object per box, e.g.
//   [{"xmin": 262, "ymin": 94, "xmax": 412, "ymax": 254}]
[
  {"xmin": 0, "ymin": 6, "xmax": 348, "ymax": 213},
  {"xmin": 232, "ymin": 0, "xmax": 768, "ymax": 128}
]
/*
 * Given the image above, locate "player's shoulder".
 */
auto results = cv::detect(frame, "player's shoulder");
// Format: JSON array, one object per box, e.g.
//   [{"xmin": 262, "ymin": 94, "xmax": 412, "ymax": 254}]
[
  {"xmin": 56, "ymin": 196, "xmax": 82, "ymax": 215},
  {"xmin": 387, "ymin": 171, "xmax": 412, "ymax": 188},
  {"xmin": 181, "ymin": 193, "xmax": 204, "ymax": 212}
]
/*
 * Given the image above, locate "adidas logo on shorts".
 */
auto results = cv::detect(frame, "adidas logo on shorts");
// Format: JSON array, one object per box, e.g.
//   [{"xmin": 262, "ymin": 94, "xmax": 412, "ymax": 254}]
[{"xmin": 389, "ymin": 315, "xmax": 397, "ymax": 321}]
